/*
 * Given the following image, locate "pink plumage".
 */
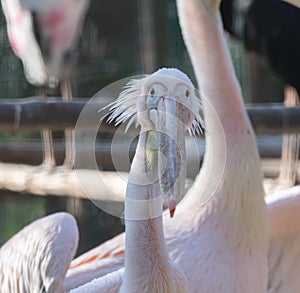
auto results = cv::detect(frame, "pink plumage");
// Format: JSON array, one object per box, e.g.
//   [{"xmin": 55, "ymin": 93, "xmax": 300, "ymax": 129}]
[{"xmin": 1, "ymin": 0, "xmax": 89, "ymax": 85}]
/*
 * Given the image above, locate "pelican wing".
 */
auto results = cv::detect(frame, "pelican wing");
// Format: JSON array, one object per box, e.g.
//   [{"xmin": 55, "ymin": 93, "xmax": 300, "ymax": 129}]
[
  {"xmin": 0, "ymin": 212, "xmax": 78, "ymax": 292},
  {"xmin": 63, "ymin": 233, "xmax": 125, "ymax": 291},
  {"xmin": 69, "ymin": 268, "xmax": 124, "ymax": 293}
]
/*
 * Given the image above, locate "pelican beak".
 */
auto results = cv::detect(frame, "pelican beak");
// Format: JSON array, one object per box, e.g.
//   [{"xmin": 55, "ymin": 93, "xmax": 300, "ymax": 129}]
[{"xmin": 156, "ymin": 97, "xmax": 186, "ymax": 218}]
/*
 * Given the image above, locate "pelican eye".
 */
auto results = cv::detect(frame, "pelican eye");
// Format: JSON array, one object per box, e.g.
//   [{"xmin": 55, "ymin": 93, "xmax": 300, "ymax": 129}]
[
  {"xmin": 147, "ymin": 90, "xmax": 160, "ymax": 110},
  {"xmin": 185, "ymin": 90, "xmax": 190, "ymax": 97}
]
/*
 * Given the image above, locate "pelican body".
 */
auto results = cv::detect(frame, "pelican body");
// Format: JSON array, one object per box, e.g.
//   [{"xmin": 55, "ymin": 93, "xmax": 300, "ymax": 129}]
[
  {"xmin": 1, "ymin": 0, "xmax": 90, "ymax": 168},
  {"xmin": 1, "ymin": 0, "xmax": 90, "ymax": 86}
]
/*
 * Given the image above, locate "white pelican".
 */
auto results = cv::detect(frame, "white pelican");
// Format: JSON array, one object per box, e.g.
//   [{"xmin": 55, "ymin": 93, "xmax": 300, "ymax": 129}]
[
  {"xmin": 64, "ymin": 0, "xmax": 300, "ymax": 292},
  {"xmin": 1, "ymin": 0, "xmax": 90, "ymax": 168},
  {"xmin": 0, "ymin": 212, "xmax": 78, "ymax": 292},
  {"xmin": 70, "ymin": 67, "xmax": 204, "ymax": 292},
  {"xmin": 1, "ymin": 0, "xmax": 89, "ymax": 85}
]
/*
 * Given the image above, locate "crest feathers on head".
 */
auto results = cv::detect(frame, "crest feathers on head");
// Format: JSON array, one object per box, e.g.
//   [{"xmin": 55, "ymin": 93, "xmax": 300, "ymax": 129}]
[
  {"xmin": 101, "ymin": 76, "xmax": 147, "ymax": 132},
  {"xmin": 101, "ymin": 70, "xmax": 205, "ymax": 136}
]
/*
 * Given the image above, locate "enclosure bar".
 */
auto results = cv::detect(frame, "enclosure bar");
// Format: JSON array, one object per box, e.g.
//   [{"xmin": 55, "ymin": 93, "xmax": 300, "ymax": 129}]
[
  {"xmin": 0, "ymin": 98, "xmax": 300, "ymax": 134},
  {"xmin": 0, "ymin": 160, "xmax": 295, "ymax": 200}
]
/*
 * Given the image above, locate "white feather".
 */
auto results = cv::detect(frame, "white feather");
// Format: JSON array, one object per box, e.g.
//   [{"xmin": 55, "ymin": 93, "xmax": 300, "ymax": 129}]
[{"xmin": 101, "ymin": 69, "xmax": 205, "ymax": 135}]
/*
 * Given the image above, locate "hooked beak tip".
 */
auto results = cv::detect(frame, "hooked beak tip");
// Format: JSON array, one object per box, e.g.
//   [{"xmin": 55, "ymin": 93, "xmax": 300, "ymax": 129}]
[{"xmin": 169, "ymin": 198, "xmax": 177, "ymax": 218}]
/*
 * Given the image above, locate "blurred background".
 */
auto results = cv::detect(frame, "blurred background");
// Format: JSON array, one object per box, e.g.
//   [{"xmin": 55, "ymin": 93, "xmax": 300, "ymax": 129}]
[{"xmin": 0, "ymin": 0, "xmax": 288, "ymax": 255}]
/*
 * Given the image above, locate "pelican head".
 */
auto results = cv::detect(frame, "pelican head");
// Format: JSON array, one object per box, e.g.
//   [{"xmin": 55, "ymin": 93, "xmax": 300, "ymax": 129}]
[{"xmin": 105, "ymin": 68, "xmax": 204, "ymax": 216}]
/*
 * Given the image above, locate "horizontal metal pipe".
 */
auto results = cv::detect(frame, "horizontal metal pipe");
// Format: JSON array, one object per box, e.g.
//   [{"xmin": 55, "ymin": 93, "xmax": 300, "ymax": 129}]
[{"xmin": 0, "ymin": 98, "xmax": 300, "ymax": 135}]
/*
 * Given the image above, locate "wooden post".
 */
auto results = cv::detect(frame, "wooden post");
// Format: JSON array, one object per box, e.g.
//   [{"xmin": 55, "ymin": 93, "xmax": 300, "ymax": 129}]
[
  {"xmin": 137, "ymin": 0, "xmax": 156, "ymax": 73},
  {"xmin": 264, "ymin": 86, "xmax": 300, "ymax": 193},
  {"xmin": 279, "ymin": 86, "xmax": 300, "ymax": 185}
]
